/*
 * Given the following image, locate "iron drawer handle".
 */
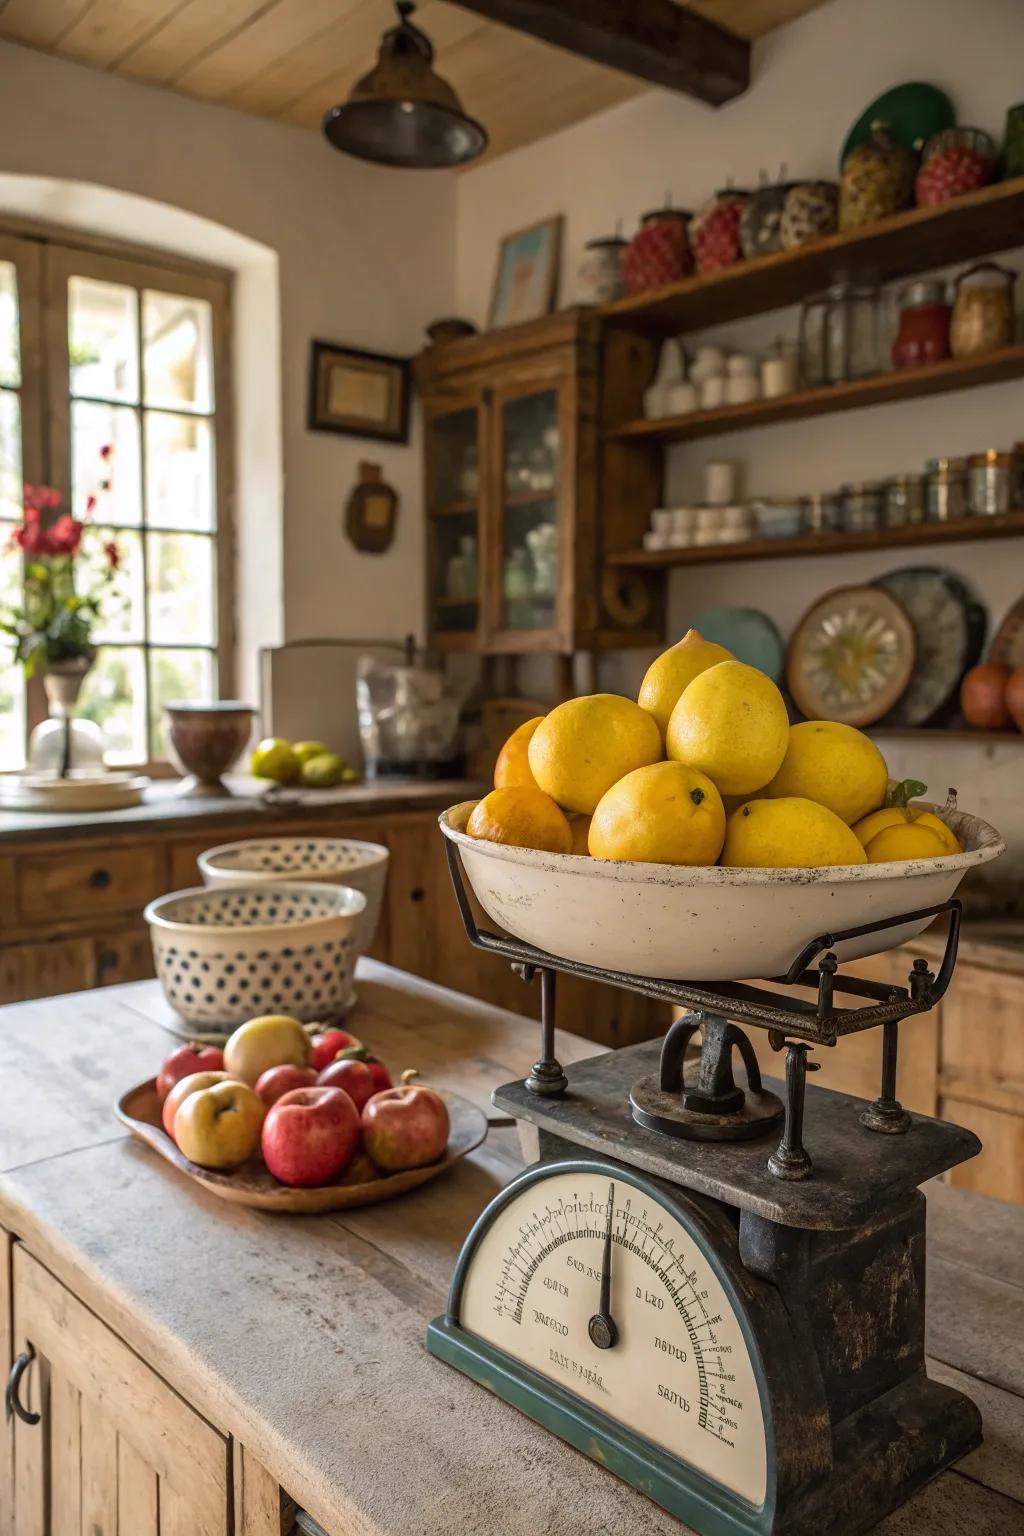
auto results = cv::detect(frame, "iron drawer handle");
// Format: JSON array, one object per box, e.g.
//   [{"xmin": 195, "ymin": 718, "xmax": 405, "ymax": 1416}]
[
  {"xmin": 89, "ymin": 868, "xmax": 112, "ymax": 889},
  {"xmin": 5, "ymin": 1349, "xmax": 41, "ymax": 1426},
  {"xmin": 410, "ymin": 886, "xmax": 426, "ymax": 903}
]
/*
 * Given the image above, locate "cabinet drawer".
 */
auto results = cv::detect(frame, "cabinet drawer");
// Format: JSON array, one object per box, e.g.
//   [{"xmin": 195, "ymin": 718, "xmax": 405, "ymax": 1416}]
[
  {"xmin": 16, "ymin": 845, "xmax": 164, "ymax": 922},
  {"xmin": 943, "ymin": 1096, "xmax": 1024, "ymax": 1205}
]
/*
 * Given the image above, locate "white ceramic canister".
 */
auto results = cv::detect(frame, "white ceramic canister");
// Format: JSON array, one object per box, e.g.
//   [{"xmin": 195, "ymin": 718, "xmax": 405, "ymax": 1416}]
[{"xmin": 703, "ymin": 460, "xmax": 738, "ymax": 505}]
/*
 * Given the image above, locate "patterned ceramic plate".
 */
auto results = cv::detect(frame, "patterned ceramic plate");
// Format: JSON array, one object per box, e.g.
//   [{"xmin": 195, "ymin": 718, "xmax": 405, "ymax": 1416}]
[
  {"xmin": 787, "ymin": 585, "xmax": 916, "ymax": 726},
  {"xmin": 874, "ymin": 567, "xmax": 986, "ymax": 726},
  {"xmin": 691, "ymin": 606, "xmax": 785, "ymax": 681},
  {"xmin": 989, "ymin": 595, "xmax": 1024, "ymax": 668}
]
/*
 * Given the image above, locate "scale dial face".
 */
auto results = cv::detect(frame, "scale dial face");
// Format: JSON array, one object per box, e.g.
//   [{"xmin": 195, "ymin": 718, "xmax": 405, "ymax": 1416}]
[{"xmin": 458, "ymin": 1164, "xmax": 767, "ymax": 1508}]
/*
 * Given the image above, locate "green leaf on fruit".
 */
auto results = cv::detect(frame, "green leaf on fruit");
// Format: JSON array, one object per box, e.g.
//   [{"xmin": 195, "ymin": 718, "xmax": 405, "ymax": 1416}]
[{"xmin": 886, "ymin": 778, "xmax": 928, "ymax": 808}]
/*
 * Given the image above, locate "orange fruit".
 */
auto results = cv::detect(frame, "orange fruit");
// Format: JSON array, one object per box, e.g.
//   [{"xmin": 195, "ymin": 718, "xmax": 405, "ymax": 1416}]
[
  {"xmin": 494, "ymin": 716, "xmax": 544, "ymax": 790},
  {"xmin": 466, "ymin": 787, "xmax": 573, "ymax": 855}
]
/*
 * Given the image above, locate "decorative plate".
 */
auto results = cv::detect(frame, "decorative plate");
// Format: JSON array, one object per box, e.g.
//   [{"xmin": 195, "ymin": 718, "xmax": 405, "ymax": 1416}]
[
  {"xmin": 989, "ymin": 596, "xmax": 1024, "ymax": 669},
  {"xmin": 116, "ymin": 1079, "xmax": 489, "ymax": 1213},
  {"xmin": 841, "ymin": 81, "xmax": 954, "ymax": 167},
  {"xmin": 691, "ymin": 607, "xmax": 785, "ymax": 681},
  {"xmin": 787, "ymin": 585, "xmax": 915, "ymax": 726},
  {"xmin": 0, "ymin": 772, "xmax": 150, "ymax": 812},
  {"xmin": 874, "ymin": 568, "xmax": 986, "ymax": 726}
]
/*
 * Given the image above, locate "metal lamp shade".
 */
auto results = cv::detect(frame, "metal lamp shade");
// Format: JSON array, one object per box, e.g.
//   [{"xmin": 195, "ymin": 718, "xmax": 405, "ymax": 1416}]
[{"xmin": 323, "ymin": 2, "xmax": 487, "ymax": 169}]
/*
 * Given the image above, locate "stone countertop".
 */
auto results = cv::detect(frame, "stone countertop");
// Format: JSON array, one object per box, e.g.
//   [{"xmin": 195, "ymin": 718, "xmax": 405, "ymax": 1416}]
[
  {"xmin": 0, "ymin": 776, "xmax": 482, "ymax": 844},
  {"xmin": 0, "ymin": 968, "xmax": 1022, "ymax": 1535}
]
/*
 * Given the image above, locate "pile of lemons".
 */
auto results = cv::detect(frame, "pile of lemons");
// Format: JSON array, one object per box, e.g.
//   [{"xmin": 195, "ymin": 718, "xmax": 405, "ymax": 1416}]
[{"xmin": 465, "ymin": 630, "xmax": 962, "ymax": 870}]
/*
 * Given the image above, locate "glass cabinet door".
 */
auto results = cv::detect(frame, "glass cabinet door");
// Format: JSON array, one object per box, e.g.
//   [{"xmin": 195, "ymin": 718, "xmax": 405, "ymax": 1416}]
[
  {"xmin": 494, "ymin": 386, "xmax": 561, "ymax": 640},
  {"xmin": 426, "ymin": 401, "xmax": 481, "ymax": 643}
]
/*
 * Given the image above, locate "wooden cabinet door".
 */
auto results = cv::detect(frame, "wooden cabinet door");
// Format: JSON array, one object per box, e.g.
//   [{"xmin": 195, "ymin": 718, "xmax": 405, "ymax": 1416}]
[
  {"xmin": 10, "ymin": 1247, "xmax": 230, "ymax": 1536},
  {"xmin": 0, "ymin": 940, "xmax": 96, "ymax": 1007}
]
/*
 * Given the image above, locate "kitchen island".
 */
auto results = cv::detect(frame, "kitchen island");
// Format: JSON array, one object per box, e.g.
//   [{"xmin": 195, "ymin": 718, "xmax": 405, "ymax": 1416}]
[{"xmin": 1, "ymin": 966, "xmax": 1022, "ymax": 1535}]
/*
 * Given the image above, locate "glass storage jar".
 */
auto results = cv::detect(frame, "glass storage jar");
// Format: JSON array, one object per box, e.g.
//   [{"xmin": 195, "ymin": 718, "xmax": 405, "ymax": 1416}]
[
  {"xmin": 800, "ymin": 492, "xmax": 843, "ymax": 533},
  {"xmin": 884, "ymin": 474, "xmax": 926, "ymax": 526},
  {"xmin": 892, "ymin": 279, "xmax": 951, "ymax": 368},
  {"xmin": 950, "ymin": 263, "xmax": 1016, "ymax": 359},
  {"xmin": 924, "ymin": 457, "xmax": 968, "ymax": 521},
  {"xmin": 840, "ymin": 481, "xmax": 883, "ymax": 531},
  {"xmin": 967, "ymin": 451, "xmax": 1013, "ymax": 516}
]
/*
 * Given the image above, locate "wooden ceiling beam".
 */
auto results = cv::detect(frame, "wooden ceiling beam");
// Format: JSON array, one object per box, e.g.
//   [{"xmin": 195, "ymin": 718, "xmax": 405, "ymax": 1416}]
[{"xmin": 445, "ymin": 0, "xmax": 750, "ymax": 105}]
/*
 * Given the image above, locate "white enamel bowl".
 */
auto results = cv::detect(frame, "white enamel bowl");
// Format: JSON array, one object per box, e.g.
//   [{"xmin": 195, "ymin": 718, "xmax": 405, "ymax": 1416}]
[
  {"xmin": 440, "ymin": 804, "xmax": 1003, "ymax": 983},
  {"xmin": 197, "ymin": 837, "xmax": 388, "ymax": 954},
  {"xmin": 145, "ymin": 882, "xmax": 366, "ymax": 1029}
]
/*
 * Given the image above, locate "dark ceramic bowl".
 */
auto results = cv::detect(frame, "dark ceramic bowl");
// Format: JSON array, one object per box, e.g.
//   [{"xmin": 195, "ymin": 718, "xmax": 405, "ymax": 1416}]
[{"xmin": 164, "ymin": 701, "xmax": 255, "ymax": 797}]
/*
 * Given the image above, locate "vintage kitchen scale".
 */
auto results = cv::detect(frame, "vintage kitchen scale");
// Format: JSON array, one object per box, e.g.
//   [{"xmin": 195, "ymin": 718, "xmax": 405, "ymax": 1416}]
[{"xmin": 427, "ymin": 802, "xmax": 1005, "ymax": 1536}]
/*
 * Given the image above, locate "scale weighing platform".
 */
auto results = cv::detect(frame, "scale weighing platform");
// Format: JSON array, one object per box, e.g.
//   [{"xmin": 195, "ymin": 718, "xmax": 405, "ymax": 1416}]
[{"xmin": 427, "ymin": 850, "xmax": 982, "ymax": 1536}]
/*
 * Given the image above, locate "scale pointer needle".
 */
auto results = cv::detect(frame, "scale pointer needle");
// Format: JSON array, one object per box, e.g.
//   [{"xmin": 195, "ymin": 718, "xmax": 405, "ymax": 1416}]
[{"xmin": 588, "ymin": 1182, "xmax": 618, "ymax": 1349}]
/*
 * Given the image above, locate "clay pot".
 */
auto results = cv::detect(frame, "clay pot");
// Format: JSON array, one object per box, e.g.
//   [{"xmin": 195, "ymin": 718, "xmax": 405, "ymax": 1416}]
[
  {"xmin": 1006, "ymin": 667, "xmax": 1024, "ymax": 732},
  {"xmin": 960, "ymin": 663, "xmax": 1011, "ymax": 730},
  {"xmin": 164, "ymin": 702, "xmax": 256, "ymax": 796}
]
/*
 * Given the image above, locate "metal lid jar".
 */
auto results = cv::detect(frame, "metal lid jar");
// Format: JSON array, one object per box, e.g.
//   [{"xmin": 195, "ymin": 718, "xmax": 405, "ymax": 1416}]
[
  {"xmin": 884, "ymin": 473, "xmax": 926, "ymax": 527},
  {"xmin": 967, "ymin": 450, "xmax": 1013, "ymax": 516},
  {"xmin": 924, "ymin": 457, "xmax": 968, "ymax": 522}
]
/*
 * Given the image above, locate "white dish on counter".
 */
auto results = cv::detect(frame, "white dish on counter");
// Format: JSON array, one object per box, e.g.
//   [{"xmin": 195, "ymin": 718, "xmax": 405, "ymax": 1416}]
[{"xmin": 0, "ymin": 772, "xmax": 150, "ymax": 812}]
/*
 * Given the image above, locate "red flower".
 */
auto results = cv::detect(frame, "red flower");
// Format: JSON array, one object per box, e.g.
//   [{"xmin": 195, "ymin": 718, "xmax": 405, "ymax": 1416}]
[
  {"xmin": 46, "ymin": 515, "xmax": 84, "ymax": 556},
  {"xmin": 99, "ymin": 444, "xmax": 113, "ymax": 460},
  {"xmin": 13, "ymin": 522, "xmax": 46, "ymax": 555},
  {"xmin": 86, "ymin": 494, "xmax": 97, "ymax": 515},
  {"xmin": 105, "ymin": 540, "xmax": 120, "ymax": 571}
]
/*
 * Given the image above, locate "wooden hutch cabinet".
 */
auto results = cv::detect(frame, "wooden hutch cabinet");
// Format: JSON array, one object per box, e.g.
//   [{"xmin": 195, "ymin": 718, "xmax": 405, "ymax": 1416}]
[{"xmin": 416, "ymin": 309, "xmax": 661, "ymax": 656}]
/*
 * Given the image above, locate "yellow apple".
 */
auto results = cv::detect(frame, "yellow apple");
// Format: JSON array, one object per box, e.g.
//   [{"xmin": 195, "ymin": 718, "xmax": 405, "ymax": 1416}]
[
  {"xmin": 223, "ymin": 1014, "xmax": 311, "ymax": 1085},
  {"xmin": 173, "ymin": 1079, "xmax": 265, "ymax": 1170}
]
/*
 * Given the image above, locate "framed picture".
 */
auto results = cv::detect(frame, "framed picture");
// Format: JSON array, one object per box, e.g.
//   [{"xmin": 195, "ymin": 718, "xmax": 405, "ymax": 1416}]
[
  {"xmin": 307, "ymin": 341, "xmax": 411, "ymax": 443},
  {"xmin": 487, "ymin": 215, "xmax": 563, "ymax": 330}
]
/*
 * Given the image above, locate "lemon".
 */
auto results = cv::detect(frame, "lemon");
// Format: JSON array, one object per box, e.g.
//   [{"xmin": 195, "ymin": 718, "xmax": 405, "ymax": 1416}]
[
  {"xmin": 466, "ymin": 786, "xmax": 573, "ymax": 854},
  {"xmin": 251, "ymin": 737, "xmax": 299, "ymax": 784},
  {"xmin": 590, "ymin": 762, "xmax": 725, "ymax": 866},
  {"xmin": 865, "ymin": 823, "xmax": 951, "ymax": 863},
  {"xmin": 638, "ymin": 629, "xmax": 733, "ymax": 741},
  {"xmin": 568, "ymin": 815, "xmax": 592, "ymax": 855},
  {"xmin": 528, "ymin": 693, "xmax": 662, "ymax": 815},
  {"xmin": 300, "ymin": 750, "xmax": 345, "ymax": 788},
  {"xmin": 667, "ymin": 661, "xmax": 789, "ymax": 797},
  {"xmin": 721, "ymin": 797, "xmax": 867, "ymax": 869},
  {"xmin": 766, "ymin": 720, "xmax": 887, "ymax": 824},
  {"xmin": 854, "ymin": 805, "xmax": 962, "ymax": 855},
  {"xmin": 494, "ymin": 716, "xmax": 544, "ymax": 791},
  {"xmin": 293, "ymin": 740, "xmax": 331, "ymax": 767}
]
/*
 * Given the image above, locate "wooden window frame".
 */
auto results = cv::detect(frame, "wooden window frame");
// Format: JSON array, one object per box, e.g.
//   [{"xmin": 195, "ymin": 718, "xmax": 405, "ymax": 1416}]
[{"xmin": 0, "ymin": 220, "xmax": 235, "ymax": 774}]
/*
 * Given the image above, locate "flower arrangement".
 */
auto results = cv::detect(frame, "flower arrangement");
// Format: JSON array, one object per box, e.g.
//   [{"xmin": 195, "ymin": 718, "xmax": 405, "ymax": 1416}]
[{"xmin": 2, "ymin": 465, "xmax": 120, "ymax": 678}]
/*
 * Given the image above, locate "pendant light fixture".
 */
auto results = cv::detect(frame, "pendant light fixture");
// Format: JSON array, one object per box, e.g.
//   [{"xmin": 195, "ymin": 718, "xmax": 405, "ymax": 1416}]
[{"xmin": 322, "ymin": 1, "xmax": 487, "ymax": 169}]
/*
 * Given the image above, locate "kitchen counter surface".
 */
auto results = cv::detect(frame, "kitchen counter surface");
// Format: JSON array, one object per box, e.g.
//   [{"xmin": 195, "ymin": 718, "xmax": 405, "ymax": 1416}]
[
  {"xmin": 0, "ymin": 775, "xmax": 482, "ymax": 844},
  {"xmin": 1, "ymin": 968, "xmax": 1022, "ymax": 1535}
]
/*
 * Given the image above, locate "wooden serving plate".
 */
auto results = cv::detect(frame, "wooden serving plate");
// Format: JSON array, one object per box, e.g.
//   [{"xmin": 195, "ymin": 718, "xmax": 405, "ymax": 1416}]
[{"xmin": 116, "ymin": 1079, "xmax": 489, "ymax": 1213}]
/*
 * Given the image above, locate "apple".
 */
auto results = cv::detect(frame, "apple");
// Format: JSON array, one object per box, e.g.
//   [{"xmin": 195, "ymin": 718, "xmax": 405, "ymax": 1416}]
[
  {"xmin": 173, "ymin": 1080, "xmax": 266, "ymax": 1170},
  {"xmin": 309, "ymin": 1027, "xmax": 362, "ymax": 1072},
  {"xmin": 223, "ymin": 1015, "xmax": 311, "ymax": 1085},
  {"xmin": 316, "ymin": 1056, "xmax": 376, "ymax": 1112},
  {"xmin": 156, "ymin": 1041, "xmax": 224, "ymax": 1102},
  {"xmin": 261, "ymin": 1087, "xmax": 360, "ymax": 1187},
  {"xmin": 331, "ymin": 1045, "xmax": 391, "ymax": 1094},
  {"xmin": 161, "ymin": 1069, "xmax": 232, "ymax": 1138},
  {"xmin": 255, "ymin": 1063, "xmax": 318, "ymax": 1107},
  {"xmin": 361, "ymin": 1084, "xmax": 449, "ymax": 1172}
]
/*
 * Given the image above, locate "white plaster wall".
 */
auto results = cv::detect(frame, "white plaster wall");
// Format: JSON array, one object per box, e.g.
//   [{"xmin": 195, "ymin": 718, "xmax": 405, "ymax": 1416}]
[
  {"xmin": 453, "ymin": 0, "xmax": 1024, "ymax": 875},
  {"xmin": 0, "ymin": 39, "xmax": 457, "ymax": 694}
]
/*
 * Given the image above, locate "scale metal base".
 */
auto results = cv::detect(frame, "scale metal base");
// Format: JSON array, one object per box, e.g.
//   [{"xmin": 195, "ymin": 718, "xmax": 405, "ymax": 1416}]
[{"xmin": 428, "ymin": 1042, "xmax": 982, "ymax": 1536}]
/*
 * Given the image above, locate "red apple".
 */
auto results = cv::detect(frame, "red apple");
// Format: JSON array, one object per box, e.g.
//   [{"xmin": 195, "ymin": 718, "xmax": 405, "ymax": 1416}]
[
  {"xmin": 255, "ymin": 1063, "xmax": 318, "ymax": 1107},
  {"xmin": 317, "ymin": 1056, "xmax": 376, "ymax": 1112},
  {"xmin": 161, "ymin": 1069, "xmax": 232, "ymax": 1138},
  {"xmin": 156, "ymin": 1041, "xmax": 224, "ymax": 1102},
  {"xmin": 361, "ymin": 1085, "xmax": 449, "ymax": 1172},
  {"xmin": 309, "ymin": 1027, "xmax": 362, "ymax": 1072},
  {"xmin": 331, "ymin": 1045, "xmax": 392, "ymax": 1094},
  {"xmin": 261, "ymin": 1087, "xmax": 360, "ymax": 1187}
]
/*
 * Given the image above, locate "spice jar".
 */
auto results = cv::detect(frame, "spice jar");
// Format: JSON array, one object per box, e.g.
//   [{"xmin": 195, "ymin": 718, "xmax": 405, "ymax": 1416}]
[
  {"xmin": 622, "ymin": 209, "xmax": 693, "ymax": 295},
  {"xmin": 800, "ymin": 492, "xmax": 842, "ymax": 533},
  {"xmin": 578, "ymin": 235, "xmax": 627, "ymax": 304},
  {"xmin": 692, "ymin": 189, "xmax": 750, "ymax": 273},
  {"xmin": 950, "ymin": 263, "xmax": 1016, "ymax": 359},
  {"xmin": 780, "ymin": 181, "xmax": 838, "ymax": 250},
  {"xmin": 740, "ymin": 180, "xmax": 796, "ymax": 259},
  {"xmin": 925, "ymin": 457, "xmax": 968, "ymax": 522},
  {"xmin": 968, "ymin": 451, "xmax": 1013, "ymax": 516},
  {"xmin": 883, "ymin": 474, "xmax": 926, "ymax": 527},
  {"xmin": 892, "ymin": 279, "xmax": 951, "ymax": 368},
  {"xmin": 839, "ymin": 123, "xmax": 916, "ymax": 231},
  {"xmin": 840, "ymin": 481, "xmax": 883, "ymax": 532},
  {"xmin": 915, "ymin": 128, "xmax": 996, "ymax": 207}
]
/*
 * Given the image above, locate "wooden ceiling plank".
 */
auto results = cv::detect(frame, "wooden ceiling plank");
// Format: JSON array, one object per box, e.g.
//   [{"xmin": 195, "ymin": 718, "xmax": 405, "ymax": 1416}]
[
  {"xmin": 174, "ymin": 0, "xmax": 374, "ymax": 100},
  {"xmin": 51, "ymin": 0, "xmax": 190, "ymax": 68},
  {"xmin": 445, "ymin": 0, "xmax": 749, "ymax": 105},
  {"xmin": 114, "ymin": 0, "xmax": 283, "ymax": 85},
  {"xmin": 0, "ymin": 0, "xmax": 94, "ymax": 49},
  {"xmin": 221, "ymin": 0, "xmax": 387, "ymax": 114}
]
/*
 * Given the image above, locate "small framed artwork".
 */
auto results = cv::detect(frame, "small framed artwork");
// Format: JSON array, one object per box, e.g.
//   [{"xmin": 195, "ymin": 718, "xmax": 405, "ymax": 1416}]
[
  {"xmin": 308, "ymin": 341, "xmax": 411, "ymax": 443},
  {"xmin": 487, "ymin": 215, "xmax": 563, "ymax": 330}
]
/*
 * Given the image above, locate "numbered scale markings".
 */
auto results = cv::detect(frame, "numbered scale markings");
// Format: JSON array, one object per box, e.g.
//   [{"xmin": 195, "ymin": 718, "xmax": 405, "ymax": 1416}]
[{"xmin": 454, "ymin": 1165, "xmax": 767, "ymax": 1508}]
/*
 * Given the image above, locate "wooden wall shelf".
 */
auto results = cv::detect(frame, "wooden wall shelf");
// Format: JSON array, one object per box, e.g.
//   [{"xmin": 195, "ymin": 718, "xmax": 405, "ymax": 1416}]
[
  {"xmin": 607, "ymin": 509, "xmax": 1024, "ymax": 569},
  {"xmin": 599, "ymin": 178, "xmax": 1024, "ymax": 336},
  {"xmin": 605, "ymin": 345, "xmax": 1024, "ymax": 445}
]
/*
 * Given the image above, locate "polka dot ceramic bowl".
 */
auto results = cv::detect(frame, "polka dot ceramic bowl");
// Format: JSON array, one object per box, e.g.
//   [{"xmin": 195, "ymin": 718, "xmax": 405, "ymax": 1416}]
[
  {"xmin": 197, "ymin": 838, "xmax": 388, "ymax": 955},
  {"xmin": 144, "ymin": 882, "xmax": 366, "ymax": 1031}
]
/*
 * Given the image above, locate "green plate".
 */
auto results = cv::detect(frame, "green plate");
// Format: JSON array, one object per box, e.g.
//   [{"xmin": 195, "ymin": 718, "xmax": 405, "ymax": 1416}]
[
  {"xmin": 692, "ymin": 606, "xmax": 784, "ymax": 682},
  {"xmin": 841, "ymin": 81, "xmax": 954, "ymax": 166}
]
